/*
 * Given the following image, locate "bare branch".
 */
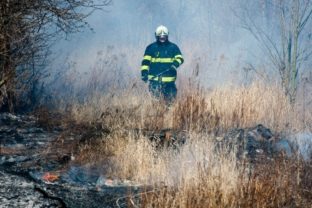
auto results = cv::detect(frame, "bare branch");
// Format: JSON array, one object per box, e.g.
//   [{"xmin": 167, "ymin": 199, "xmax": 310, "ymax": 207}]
[{"xmin": 0, "ymin": 0, "xmax": 112, "ymax": 110}]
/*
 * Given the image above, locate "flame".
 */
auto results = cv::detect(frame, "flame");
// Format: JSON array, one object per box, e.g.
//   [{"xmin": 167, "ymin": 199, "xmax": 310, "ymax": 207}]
[{"xmin": 42, "ymin": 172, "xmax": 59, "ymax": 182}]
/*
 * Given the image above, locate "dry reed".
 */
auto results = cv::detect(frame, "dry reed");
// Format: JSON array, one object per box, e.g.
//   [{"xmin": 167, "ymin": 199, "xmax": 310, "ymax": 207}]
[{"xmin": 56, "ymin": 80, "xmax": 311, "ymax": 208}]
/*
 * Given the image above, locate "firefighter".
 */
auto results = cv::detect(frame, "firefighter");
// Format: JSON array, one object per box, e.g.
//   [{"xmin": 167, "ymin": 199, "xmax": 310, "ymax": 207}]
[{"xmin": 141, "ymin": 25, "xmax": 184, "ymax": 104}]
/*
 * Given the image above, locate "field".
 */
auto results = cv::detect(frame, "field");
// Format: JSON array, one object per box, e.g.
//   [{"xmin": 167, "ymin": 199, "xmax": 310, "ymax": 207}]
[{"xmin": 43, "ymin": 80, "xmax": 312, "ymax": 208}]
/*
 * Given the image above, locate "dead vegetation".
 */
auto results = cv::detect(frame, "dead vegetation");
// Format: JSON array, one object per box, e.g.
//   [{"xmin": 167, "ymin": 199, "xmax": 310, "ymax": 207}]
[
  {"xmin": 58, "ymin": 81, "xmax": 304, "ymax": 133},
  {"xmin": 33, "ymin": 80, "xmax": 312, "ymax": 207},
  {"xmin": 137, "ymin": 156, "xmax": 311, "ymax": 208}
]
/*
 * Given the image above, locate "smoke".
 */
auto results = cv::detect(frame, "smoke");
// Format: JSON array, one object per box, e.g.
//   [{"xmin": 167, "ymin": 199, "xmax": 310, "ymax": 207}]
[
  {"xmin": 48, "ymin": 0, "xmax": 312, "ymax": 95},
  {"xmin": 292, "ymin": 132, "xmax": 312, "ymax": 161},
  {"xmin": 49, "ymin": 0, "xmax": 271, "ymax": 89}
]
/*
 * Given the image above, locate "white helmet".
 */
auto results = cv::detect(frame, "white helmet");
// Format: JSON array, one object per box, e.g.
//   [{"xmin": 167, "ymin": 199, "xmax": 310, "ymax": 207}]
[
  {"xmin": 155, "ymin": 25, "xmax": 169, "ymax": 37},
  {"xmin": 155, "ymin": 25, "xmax": 169, "ymax": 42}
]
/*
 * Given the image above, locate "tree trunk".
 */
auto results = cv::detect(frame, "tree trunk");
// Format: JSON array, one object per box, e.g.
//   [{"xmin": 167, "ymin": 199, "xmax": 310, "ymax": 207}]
[
  {"xmin": 0, "ymin": 0, "xmax": 16, "ymax": 112},
  {"xmin": 289, "ymin": 0, "xmax": 300, "ymax": 104}
]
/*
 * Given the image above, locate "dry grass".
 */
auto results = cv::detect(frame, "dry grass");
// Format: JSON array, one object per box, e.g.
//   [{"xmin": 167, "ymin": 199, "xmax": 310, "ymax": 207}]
[
  {"xmin": 66, "ymin": 81, "xmax": 303, "ymax": 133},
  {"xmin": 46, "ymin": 80, "xmax": 312, "ymax": 207},
  {"xmin": 174, "ymin": 81, "xmax": 298, "ymax": 133},
  {"xmin": 74, "ymin": 130, "xmax": 311, "ymax": 207},
  {"xmin": 137, "ymin": 157, "xmax": 310, "ymax": 208}
]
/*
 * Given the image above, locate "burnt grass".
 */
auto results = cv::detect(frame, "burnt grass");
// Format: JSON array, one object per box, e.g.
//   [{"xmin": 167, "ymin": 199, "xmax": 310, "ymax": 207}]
[
  {"xmin": 0, "ymin": 112, "xmax": 140, "ymax": 207},
  {"xmin": 0, "ymin": 111, "xmax": 312, "ymax": 208}
]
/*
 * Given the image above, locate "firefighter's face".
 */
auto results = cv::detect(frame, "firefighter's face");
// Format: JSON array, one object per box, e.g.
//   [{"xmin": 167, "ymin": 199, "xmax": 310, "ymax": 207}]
[{"xmin": 158, "ymin": 35, "xmax": 168, "ymax": 43}]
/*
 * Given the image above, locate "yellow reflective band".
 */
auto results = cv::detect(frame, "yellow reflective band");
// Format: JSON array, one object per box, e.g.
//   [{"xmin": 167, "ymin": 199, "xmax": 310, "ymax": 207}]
[
  {"xmin": 175, "ymin": 55, "xmax": 183, "ymax": 59},
  {"xmin": 148, "ymin": 75, "xmax": 176, "ymax": 82},
  {"xmin": 151, "ymin": 58, "xmax": 174, "ymax": 63},
  {"xmin": 175, "ymin": 58, "xmax": 182, "ymax": 64},
  {"xmin": 143, "ymin": 55, "xmax": 152, "ymax": 61},
  {"xmin": 141, "ymin": 65, "xmax": 149, "ymax": 70}
]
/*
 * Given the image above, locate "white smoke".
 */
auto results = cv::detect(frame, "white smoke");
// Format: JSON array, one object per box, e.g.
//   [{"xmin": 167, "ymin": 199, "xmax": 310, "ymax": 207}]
[{"xmin": 292, "ymin": 132, "xmax": 312, "ymax": 161}]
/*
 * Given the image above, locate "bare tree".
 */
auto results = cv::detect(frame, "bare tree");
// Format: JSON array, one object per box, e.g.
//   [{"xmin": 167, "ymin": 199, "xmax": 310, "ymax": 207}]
[
  {"xmin": 238, "ymin": 0, "xmax": 312, "ymax": 103},
  {"xmin": 0, "ymin": 0, "xmax": 111, "ymax": 111}
]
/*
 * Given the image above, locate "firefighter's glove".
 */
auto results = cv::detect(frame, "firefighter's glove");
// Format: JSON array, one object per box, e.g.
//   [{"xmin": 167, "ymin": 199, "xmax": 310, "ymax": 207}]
[
  {"xmin": 142, "ymin": 75, "xmax": 148, "ymax": 83},
  {"xmin": 169, "ymin": 65, "xmax": 177, "ymax": 76},
  {"xmin": 141, "ymin": 71, "xmax": 148, "ymax": 83}
]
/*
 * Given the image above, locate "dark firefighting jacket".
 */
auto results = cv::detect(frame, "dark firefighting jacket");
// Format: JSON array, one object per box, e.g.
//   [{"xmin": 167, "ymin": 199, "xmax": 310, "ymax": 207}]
[{"xmin": 141, "ymin": 41, "xmax": 184, "ymax": 83}]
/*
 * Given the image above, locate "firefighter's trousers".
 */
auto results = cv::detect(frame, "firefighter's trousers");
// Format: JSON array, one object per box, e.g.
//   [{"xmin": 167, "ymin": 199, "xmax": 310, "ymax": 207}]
[{"xmin": 148, "ymin": 81, "xmax": 177, "ymax": 104}]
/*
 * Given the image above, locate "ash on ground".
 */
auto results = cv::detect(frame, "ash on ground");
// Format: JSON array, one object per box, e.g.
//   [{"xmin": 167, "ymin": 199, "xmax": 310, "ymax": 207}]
[{"xmin": 0, "ymin": 113, "xmax": 310, "ymax": 207}]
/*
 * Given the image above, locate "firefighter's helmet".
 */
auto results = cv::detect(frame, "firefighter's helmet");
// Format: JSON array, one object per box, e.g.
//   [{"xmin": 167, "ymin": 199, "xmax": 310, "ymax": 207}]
[{"xmin": 155, "ymin": 25, "xmax": 169, "ymax": 43}]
